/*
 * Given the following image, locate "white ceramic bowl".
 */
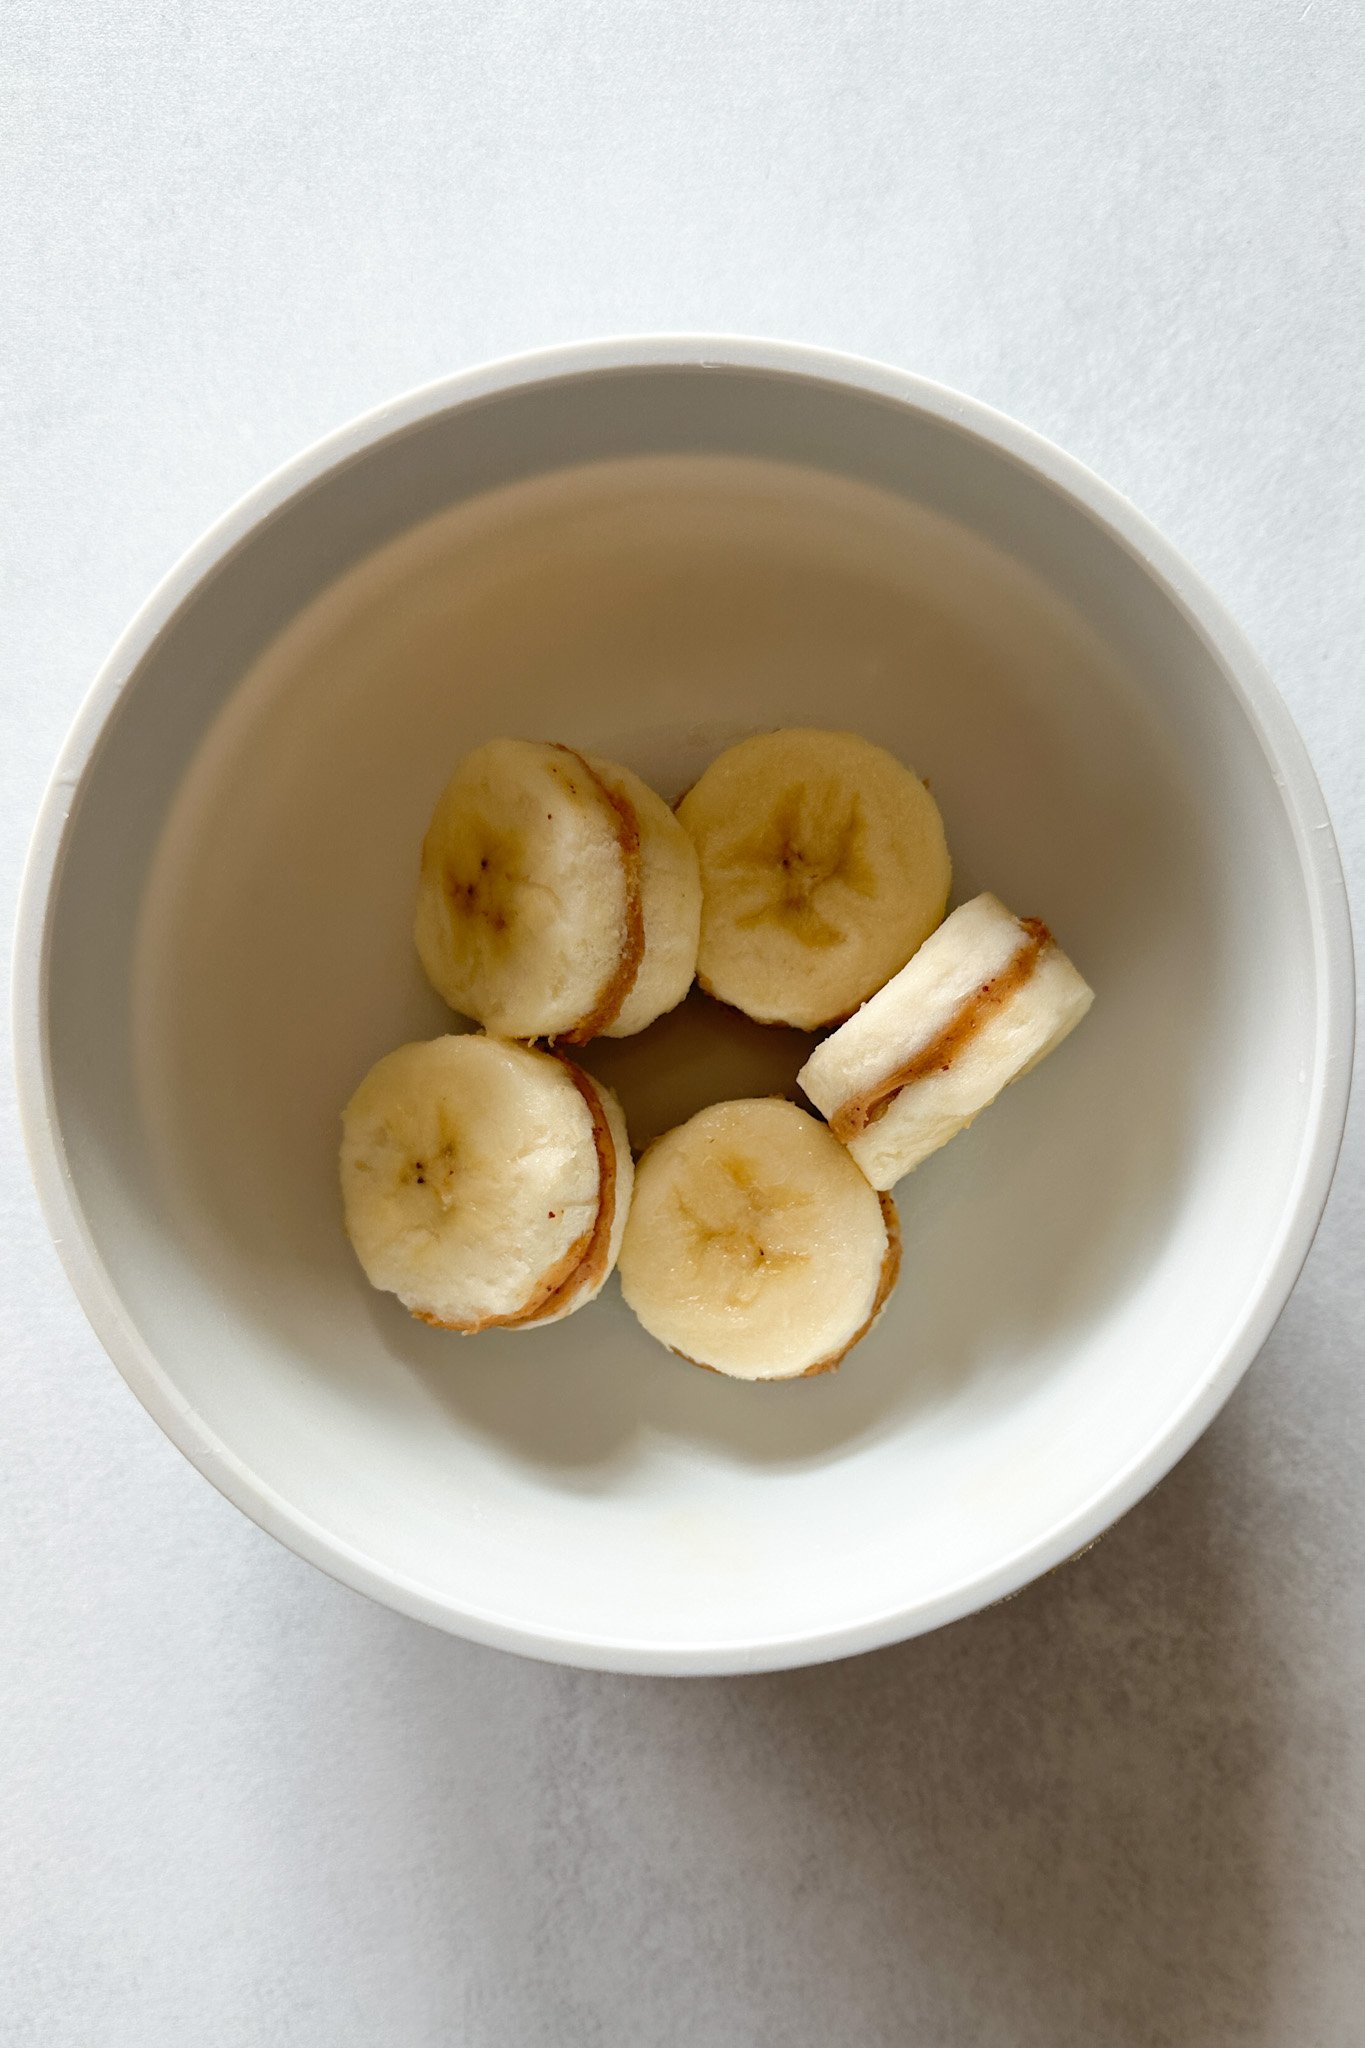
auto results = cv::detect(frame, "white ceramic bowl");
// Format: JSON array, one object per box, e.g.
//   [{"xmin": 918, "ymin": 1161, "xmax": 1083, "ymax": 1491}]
[{"xmin": 15, "ymin": 339, "xmax": 1353, "ymax": 1675}]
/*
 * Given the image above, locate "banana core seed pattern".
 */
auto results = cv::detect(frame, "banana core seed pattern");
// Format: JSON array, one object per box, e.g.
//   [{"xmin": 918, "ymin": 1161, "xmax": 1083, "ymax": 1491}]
[
  {"xmin": 444, "ymin": 831, "xmax": 518, "ymax": 940},
  {"xmin": 732, "ymin": 787, "xmax": 877, "ymax": 951}
]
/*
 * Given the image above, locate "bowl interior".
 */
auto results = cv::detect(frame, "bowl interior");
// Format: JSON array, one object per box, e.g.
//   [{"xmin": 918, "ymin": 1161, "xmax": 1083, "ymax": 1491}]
[{"xmin": 40, "ymin": 368, "xmax": 1322, "ymax": 1666}]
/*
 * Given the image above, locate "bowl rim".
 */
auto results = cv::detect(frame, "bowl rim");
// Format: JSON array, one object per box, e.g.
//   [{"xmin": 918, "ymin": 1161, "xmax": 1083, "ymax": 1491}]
[{"xmin": 12, "ymin": 334, "xmax": 1356, "ymax": 1675}]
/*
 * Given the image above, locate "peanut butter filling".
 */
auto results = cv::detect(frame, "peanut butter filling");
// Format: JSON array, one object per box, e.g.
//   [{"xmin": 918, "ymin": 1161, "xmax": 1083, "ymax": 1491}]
[
  {"xmin": 553, "ymin": 746, "xmax": 646, "ymax": 1044},
  {"xmin": 798, "ymin": 1193, "xmax": 902, "ymax": 1377},
  {"xmin": 830, "ymin": 918, "xmax": 1052, "ymax": 1143}
]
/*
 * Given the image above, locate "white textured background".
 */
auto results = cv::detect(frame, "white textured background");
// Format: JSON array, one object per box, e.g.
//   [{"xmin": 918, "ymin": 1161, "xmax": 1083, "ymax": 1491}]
[{"xmin": 3, "ymin": 5, "xmax": 1362, "ymax": 2043}]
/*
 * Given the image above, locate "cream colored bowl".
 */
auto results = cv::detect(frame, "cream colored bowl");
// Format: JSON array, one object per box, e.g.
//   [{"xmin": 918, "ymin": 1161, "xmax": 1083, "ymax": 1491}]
[{"xmin": 14, "ymin": 340, "xmax": 1353, "ymax": 1673}]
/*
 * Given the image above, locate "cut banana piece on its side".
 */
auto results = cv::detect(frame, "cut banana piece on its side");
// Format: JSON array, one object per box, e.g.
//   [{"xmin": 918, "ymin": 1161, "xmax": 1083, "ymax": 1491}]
[
  {"xmin": 340, "ymin": 1034, "xmax": 633, "ymax": 1331},
  {"xmin": 415, "ymin": 739, "xmax": 701, "ymax": 1043},
  {"xmin": 798, "ymin": 892, "xmax": 1094, "ymax": 1190},
  {"xmin": 618, "ymin": 1098, "xmax": 900, "ymax": 1381},
  {"xmin": 676, "ymin": 728, "xmax": 951, "ymax": 1031}
]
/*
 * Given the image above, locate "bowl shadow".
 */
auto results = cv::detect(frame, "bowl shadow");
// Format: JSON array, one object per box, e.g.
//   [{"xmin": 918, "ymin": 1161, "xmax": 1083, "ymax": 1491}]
[
  {"xmin": 268, "ymin": 1431, "xmax": 1275, "ymax": 2046},
  {"xmin": 717, "ymin": 1437, "xmax": 1276, "ymax": 2044}
]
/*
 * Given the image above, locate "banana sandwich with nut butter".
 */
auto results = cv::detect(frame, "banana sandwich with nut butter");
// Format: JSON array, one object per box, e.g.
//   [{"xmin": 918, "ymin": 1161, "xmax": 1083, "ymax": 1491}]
[{"xmin": 339, "ymin": 729, "xmax": 1092, "ymax": 1381}]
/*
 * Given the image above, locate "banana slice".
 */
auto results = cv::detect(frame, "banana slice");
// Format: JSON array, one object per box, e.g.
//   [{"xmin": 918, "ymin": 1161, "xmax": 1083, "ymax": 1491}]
[
  {"xmin": 414, "ymin": 739, "xmax": 701, "ymax": 1043},
  {"xmin": 618, "ymin": 1098, "xmax": 900, "ymax": 1381},
  {"xmin": 340, "ymin": 1034, "xmax": 633, "ymax": 1331},
  {"xmin": 798, "ymin": 892, "xmax": 1093, "ymax": 1190},
  {"xmin": 676, "ymin": 728, "xmax": 951, "ymax": 1031}
]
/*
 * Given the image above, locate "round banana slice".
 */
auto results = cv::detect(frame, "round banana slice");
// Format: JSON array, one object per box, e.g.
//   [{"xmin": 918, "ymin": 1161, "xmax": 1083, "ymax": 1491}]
[
  {"xmin": 798, "ymin": 892, "xmax": 1094, "ymax": 1190},
  {"xmin": 618, "ymin": 1098, "xmax": 900, "ymax": 1381},
  {"xmin": 676, "ymin": 728, "xmax": 951, "ymax": 1031},
  {"xmin": 414, "ymin": 739, "xmax": 701, "ymax": 1043},
  {"xmin": 340, "ymin": 1034, "xmax": 633, "ymax": 1332}
]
